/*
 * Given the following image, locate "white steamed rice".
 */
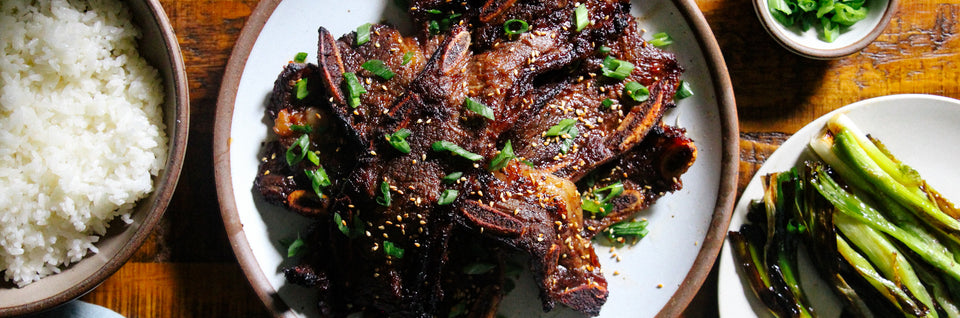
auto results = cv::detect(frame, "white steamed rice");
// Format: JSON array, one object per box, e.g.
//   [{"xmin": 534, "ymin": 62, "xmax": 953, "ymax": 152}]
[{"xmin": 0, "ymin": 0, "xmax": 167, "ymax": 287}]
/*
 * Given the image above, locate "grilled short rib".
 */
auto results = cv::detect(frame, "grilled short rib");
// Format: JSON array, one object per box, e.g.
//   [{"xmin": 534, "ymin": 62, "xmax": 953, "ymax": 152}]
[{"xmin": 254, "ymin": 0, "xmax": 697, "ymax": 316}]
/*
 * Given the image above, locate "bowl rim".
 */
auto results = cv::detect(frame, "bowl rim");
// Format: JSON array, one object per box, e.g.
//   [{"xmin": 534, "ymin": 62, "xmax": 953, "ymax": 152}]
[
  {"xmin": 0, "ymin": 0, "xmax": 189, "ymax": 315},
  {"xmin": 212, "ymin": 0, "xmax": 738, "ymax": 316},
  {"xmin": 753, "ymin": 0, "xmax": 900, "ymax": 59}
]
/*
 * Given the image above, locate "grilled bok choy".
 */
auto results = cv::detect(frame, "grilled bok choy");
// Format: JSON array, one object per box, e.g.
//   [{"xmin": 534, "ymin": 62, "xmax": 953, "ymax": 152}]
[{"xmin": 730, "ymin": 113, "xmax": 960, "ymax": 317}]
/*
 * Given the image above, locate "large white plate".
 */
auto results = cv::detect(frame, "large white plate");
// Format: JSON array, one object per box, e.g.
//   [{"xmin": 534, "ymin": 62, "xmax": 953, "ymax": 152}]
[
  {"xmin": 717, "ymin": 94, "xmax": 960, "ymax": 317},
  {"xmin": 214, "ymin": 0, "xmax": 737, "ymax": 317}
]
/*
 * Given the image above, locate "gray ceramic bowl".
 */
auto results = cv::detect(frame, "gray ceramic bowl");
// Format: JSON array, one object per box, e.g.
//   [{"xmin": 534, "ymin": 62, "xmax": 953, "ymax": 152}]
[
  {"xmin": 754, "ymin": 0, "xmax": 898, "ymax": 59},
  {"xmin": 0, "ymin": 0, "xmax": 188, "ymax": 315}
]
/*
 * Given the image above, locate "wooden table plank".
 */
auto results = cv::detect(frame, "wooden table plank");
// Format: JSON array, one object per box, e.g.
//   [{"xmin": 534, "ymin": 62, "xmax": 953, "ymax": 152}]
[{"xmin": 77, "ymin": 0, "xmax": 960, "ymax": 316}]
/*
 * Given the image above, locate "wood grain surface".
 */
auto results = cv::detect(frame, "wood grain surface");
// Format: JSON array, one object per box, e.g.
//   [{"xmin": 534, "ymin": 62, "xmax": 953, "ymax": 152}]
[{"xmin": 78, "ymin": 0, "xmax": 960, "ymax": 316}]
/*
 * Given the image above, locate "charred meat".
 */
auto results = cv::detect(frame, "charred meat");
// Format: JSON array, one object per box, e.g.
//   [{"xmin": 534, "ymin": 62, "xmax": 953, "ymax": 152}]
[{"xmin": 254, "ymin": 0, "xmax": 698, "ymax": 316}]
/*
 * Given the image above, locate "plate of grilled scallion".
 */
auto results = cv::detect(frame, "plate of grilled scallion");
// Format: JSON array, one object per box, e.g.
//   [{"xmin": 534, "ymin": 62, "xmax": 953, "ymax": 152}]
[{"xmin": 718, "ymin": 94, "xmax": 960, "ymax": 317}]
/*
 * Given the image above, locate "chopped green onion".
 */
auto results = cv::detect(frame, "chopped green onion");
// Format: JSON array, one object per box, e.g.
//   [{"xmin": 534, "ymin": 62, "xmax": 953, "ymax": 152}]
[
  {"xmin": 574, "ymin": 4, "xmax": 589, "ymax": 32},
  {"xmin": 545, "ymin": 118, "xmax": 577, "ymax": 137},
  {"xmin": 386, "ymin": 128, "xmax": 412, "ymax": 154},
  {"xmin": 431, "ymin": 141, "xmax": 483, "ymax": 161},
  {"xmin": 306, "ymin": 151, "xmax": 319, "ymax": 166},
  {"xmin": 521, "ymin": 159, "xmax": 535, "ymax": 167},
  {"xmin": 304, "ymin": 166, "xmax": 331, "ymax": 198},
  {"xmin": 601, "ymin": 56, "xmax": 635, "ymax": 80},
  {"xmin": 488, "ymin": 140, "xmax": 515, "ymax": 171},
  {"xmin": 334, "ymin": 213, "xmax": 351, "ymax": 237},
  {"xmin": 649, "ymin": 32, "xmax": 673, "ymax": 47},
  {"xmin": 463, "ymin": 262, "xmax": 496, "ymax": 275},
  {"xmin": 442, "ymin": 172, "xmax": 463, "ymax": 184},
  {"xmin": 361, "ymin": 59, "xmax": 396, "ymax": 80},
  {"xmin": 544, "ymin": 118, "xmax": 579, "ymax": 154},
  {"xmin": 343, "ymin": 72, "xmax": 366, "ymax": 108},
  {"xmin": 623, "ymin": 81, "xmax": 650, "ymax": 102},
  {"xmin": 286, "ymin": 134, "xmax": 310, "ymax": 166},
  {"xmin": 383, "ymin": 240, "xmax": 405, "ymax": 259},
  {"xmin": 290, "ymin": 124, "xmax": 312, "ymax": 134},
  {"xmin": 582, "ymin": 181, "xmax": 624, "ymax": 216},
  {"xmin": 286, "ymin": 234, "xmax": 305, "ymax": 257},
  {"xmin": 438, "ymin": 189, "xmax": 459, "ymax": 205},
  {"xmin": 294, "ymin": 52, "xmax": 308, "ymax": 63},
  {"xmin": 428, "ymin": 20, "xmax": 440, "ymax": 35},
  {"xmin": 425, "ymin": 9, "xmax": 443, "ymax": 14},
  {"xmin": 601, "ymin": 98, "xmax": 614, "ymax": 109},
  {"xmin": 356, "ymin": 23, "xmax": 372, "ymax": 46},
  {"xmin": 334, "ymin": 213, "xmax": 364, "ymax": 238},
  {"xmin": 598, "ymin": 46, "xmax": 612, "ymax": 54},
  {"xmin": 464, "ymin": 97, "xmax": 494, "ymax": 120},
  {"xmin": 675, "ymin": 80, "xmax": 694, "ymax": 100},
  {"xmin": 504, "ymin": 19, "xmax": 529, "ymax": 36},
  {"xmin": 295, "ymin": 78, "xmax": 309, "ymax": 100},
  {"xmin": 401, "ymin": 52, "xmax": 414, "ymax": 65},
  {"xmin": 605, "ymin": 219, "xmax": 649, "ymax": 240},
  {"xmin": 377, "ymin": 181, "xmax": 392, "ymax": 206}
]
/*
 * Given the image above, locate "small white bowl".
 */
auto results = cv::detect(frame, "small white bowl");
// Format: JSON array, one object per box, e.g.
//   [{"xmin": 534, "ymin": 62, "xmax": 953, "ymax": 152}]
[{"xmin": 753, "ymin": 0, "xmax": 898, "ymax": 59}]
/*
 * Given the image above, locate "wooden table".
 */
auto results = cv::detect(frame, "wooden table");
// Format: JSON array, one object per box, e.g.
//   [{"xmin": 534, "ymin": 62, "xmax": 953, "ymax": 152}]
[{"xmin": 78, "ymin": 0, "xmax": 960, "ymax": 316}]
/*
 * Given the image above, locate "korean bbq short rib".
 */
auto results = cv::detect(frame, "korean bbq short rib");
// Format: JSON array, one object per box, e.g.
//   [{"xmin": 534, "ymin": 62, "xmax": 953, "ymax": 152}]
[{"xmin": 253, "ymin": 0, "xmax": 697, "ymax": 316}]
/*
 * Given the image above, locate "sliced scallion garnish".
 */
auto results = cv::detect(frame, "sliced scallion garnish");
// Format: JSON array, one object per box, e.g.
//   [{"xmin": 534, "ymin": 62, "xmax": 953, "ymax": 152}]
[
  {"xmin": 290, "ymin": 124, "xmax": 312, "ymax": 134},
  {"xmin": 377, "ymin": 181, "xmax": 392, "ymax": 206},
  {"xmin": 304, "ymin": 166, "xmax": 331, "ymax": 198},
  {"xmin": 294, "ymin": 52, "xmax": 308, "ymax": 63},
  {"xmin": 356, "ymin": 23, "xmax": 372, "ymax": 46},
  {"xmin": 383, "ymin": 240, "xmax": 405, "ymax": 259},
  {"xmin": 343, "ymin": 72, "xmax": 366, "ymax": 108},
  {"xmin": 675, "ymin": 80, "xmax": 694, "ymax": 100},
  {"xmin": 286, "ymin": 134, "xmax": 310, "ymax": 166},
  {"xmin": 605, "ymin": 219, "xmax": 649, "ymax": 241},
  {"xmin": 442, "ymin": 172, "xmax": 463, "ymax": 184},
  {"xmin": 361, "ymin": 59, "xmax": 396, "ymax": 80},
  {"xmin": 574, "ymin": 4, "xmax": 589, "ymax": 32},
  {"xmin": 504, "ymin": 19, "xmax": 529, "ymax": 37},
  {"xmin": 464, "ymin": 97, "xmax": 494, "ymax": 120},
  {"xmin": 649, "ymin": 32, "xmax": 673, "ymax": 47},
  {"xmin": 601, "ymin": 56, "xmax": 635, "ymax": 80},
  {"xmin": 286, "ymin": 234, "xmax": 305, "ymax": 257},
  {"xmin": 488, "ymin": 140, "xmax": 515, "ymax": 171},
  {"xmin": 295, "ymin": 78, "xmax": 309, "ymax": 100},
  {"xmin": 601, "ymin": 98, "xmax": 614, "ymax": 109},
  {"xmin": 598, "ymin": 45, "xmax": 612, "ymax": 54},
  {"xmin": 438, "ymin": 189, "xmax": 459, "ymax": 205},
  {"xmin": 401, "ymin": 52, "xmax": 414, "ymax": 65},
  {"xmin": 386, "ymin": 128, "xmax": 412, "ymax": 154},
  {"xmin": 544, "ymin": 118, "xmax": 579, "ymax": 154},
  {"xmin": 623, "ymin": 81, "xmax": 650, "ymax": 102},
  {"xmin": 431, "ymin": 141, "xmax": 483, "ymax": 161}
]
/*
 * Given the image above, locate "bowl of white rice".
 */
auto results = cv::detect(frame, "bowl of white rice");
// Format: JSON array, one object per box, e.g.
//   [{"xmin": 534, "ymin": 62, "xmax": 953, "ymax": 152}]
[{"xmin": 0, "ymin": 0, "xmax": 187, "ymax": 315}]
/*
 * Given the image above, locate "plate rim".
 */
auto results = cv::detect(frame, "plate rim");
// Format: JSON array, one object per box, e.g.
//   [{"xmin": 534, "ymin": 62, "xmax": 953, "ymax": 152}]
[
  {"xmin": 212, "ymin": 0, "xmax": 739, "ymax": 316},
  {"xmin": 717, "ymin": 93, "xmax": 960, "ymax": 317}
]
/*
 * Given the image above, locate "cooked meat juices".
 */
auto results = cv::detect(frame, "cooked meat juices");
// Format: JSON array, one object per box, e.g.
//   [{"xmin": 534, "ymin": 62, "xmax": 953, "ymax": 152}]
[{"xmin": 254, "ymin": 1, "xmax": 697, "ymax": 316}]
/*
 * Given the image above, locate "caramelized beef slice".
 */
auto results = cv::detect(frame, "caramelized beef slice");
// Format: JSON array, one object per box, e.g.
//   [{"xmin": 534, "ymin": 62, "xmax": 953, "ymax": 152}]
[
  {"xmin": 457, "ymin": 162, "xmax": 607, "ymax": 315},
  {"xmin": 437, "ymin": 230, "xmax": 506, "ymax": 318},
  {"xmin": 255, "ymin": 62, "xmax": 357, "ymax": 217},
  {"xmin": 508, "ymin": 21, "xmax": 684, "ymax": 182},
  {"xmin": 409, "ymin": 0, "xmax": 632, "ymax": 53},
  {"xmin": 581, "ymin": 124, "xmax": 697, "ymax": 238},
  {"xmin": 317, "ymin": 24, "xmax": 433, "ymax": 150}
]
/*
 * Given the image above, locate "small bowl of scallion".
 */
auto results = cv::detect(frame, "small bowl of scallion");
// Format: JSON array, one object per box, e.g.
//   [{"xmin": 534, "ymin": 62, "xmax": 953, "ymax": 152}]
[{"xmin": 754, "ymin": 0, "xmax": 898, "ymax": 59}]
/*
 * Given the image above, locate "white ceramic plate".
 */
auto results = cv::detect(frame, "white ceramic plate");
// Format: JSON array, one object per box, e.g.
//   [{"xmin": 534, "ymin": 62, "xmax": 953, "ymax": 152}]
[
  {"xmin": 717, "ymin": 94, "xmax": 960, "ymax": 317},
  {"xmin": 214, "ymin": 0, "xmax": 737, "ymax": 317}
]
